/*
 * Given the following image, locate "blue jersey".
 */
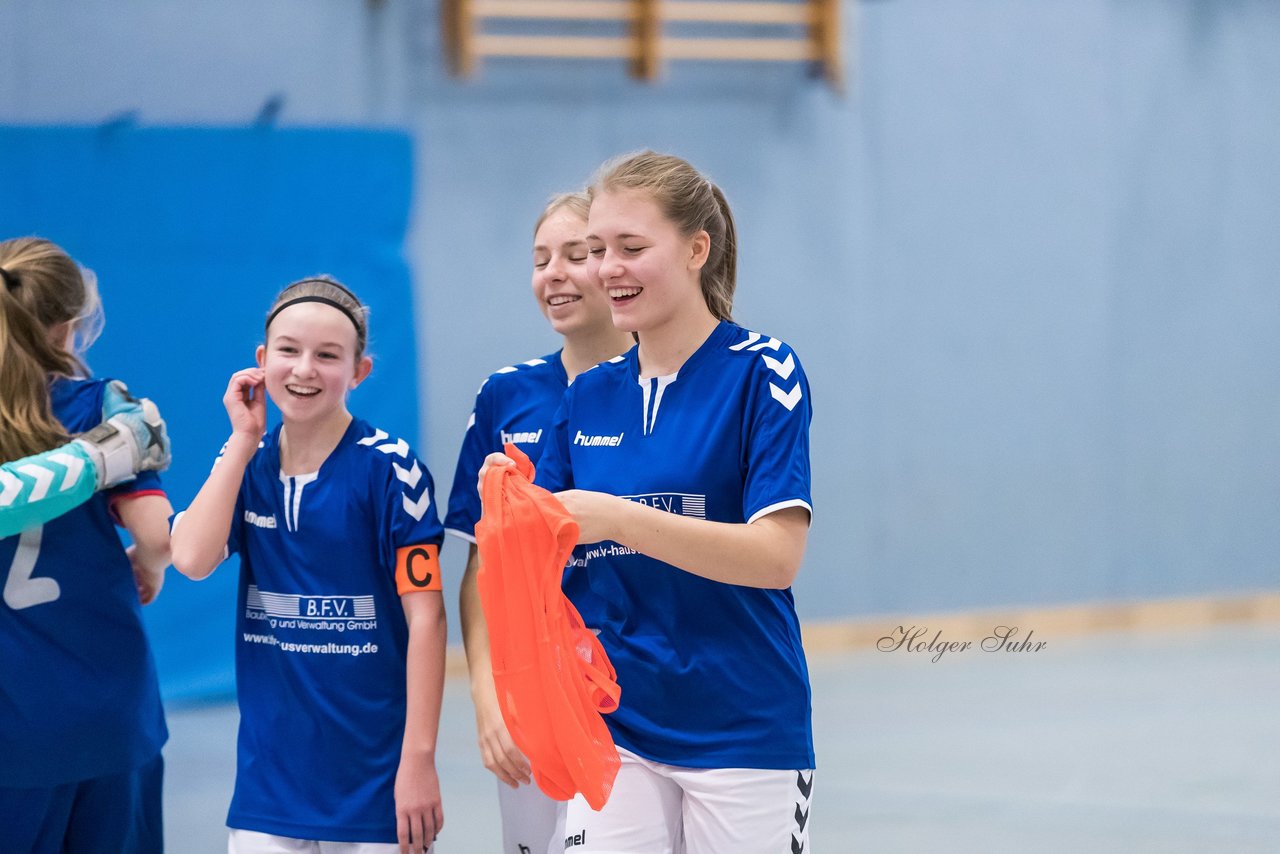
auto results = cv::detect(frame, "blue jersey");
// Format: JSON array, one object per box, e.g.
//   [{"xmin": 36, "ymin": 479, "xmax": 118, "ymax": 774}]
[
  {"xmin": 444, "ymin": 351, "xmax": 567, "ymax": 543},
  {"xmin": 206, "ymin": 418, "xmax": 444, "ymax": 842},
  {"xmin": 0, "ymin": 377, "xmax": 167, "ymax": 787},
  {"xmin": 444, "ymin": 351, "xmax": 605, "ymax": 613},
  {"xmin": 535, "ymin": 321, "xmax": 815, "ymax": 770}
]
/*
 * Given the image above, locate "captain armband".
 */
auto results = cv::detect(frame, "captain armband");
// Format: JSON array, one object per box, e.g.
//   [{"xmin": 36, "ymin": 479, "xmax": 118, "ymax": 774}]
[{"xmin": 395, "ymin": 544, "xmax": 442, "ymax": 594}]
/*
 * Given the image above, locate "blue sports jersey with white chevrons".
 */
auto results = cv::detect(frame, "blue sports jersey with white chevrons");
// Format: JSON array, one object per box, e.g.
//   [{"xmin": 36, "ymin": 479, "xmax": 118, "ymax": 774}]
[
  {"xmin": 211, "ymin": 418, "xmax": 443, "ymax": 842},
  {"xmin": 535, "ymin": 321, "xmax": 815, "ymax": 770},
  {"xmin": 445, "ymin": 351, "xmax": 567, "ymax": 543},
  {"xmin": 0, "ymin": 377, "xmax": 167, "ymax": 788}
]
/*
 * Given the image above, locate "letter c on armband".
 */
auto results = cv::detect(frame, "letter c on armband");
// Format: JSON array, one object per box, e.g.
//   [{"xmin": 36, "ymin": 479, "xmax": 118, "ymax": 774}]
[{"xmin": 395, "ymin": 544, "xmax": 442, "ymax": 594}]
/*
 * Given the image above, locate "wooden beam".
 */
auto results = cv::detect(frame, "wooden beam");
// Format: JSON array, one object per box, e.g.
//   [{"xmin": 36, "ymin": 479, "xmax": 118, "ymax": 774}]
[
  {"xmin": 475, "ymin": 34, "xmax": 634, "ymax": 58},
  {"xmin": 633, "ymin": 0, "xmax": 661, "ymax": 79},
  {"xmin": 664, "ymin": 1, "xmax": 813, "ymax": 25},
  {"xmin": 472, "ymin": 0, "xmax": 632, "ymax": 21},
  {"xmin": 443, "ymin": 0, "xmax": 478, "ymax": 76},
  {"xmin": 442, "ymin": 0, "xmax": 848, "ymax": 89},
  {"xmin": 663, "ymin": 36, "xmax": 815, "ymax": 61},
  {"xmin": 812, "ymin": 0, "xmax": 842, "ymax": 90}
]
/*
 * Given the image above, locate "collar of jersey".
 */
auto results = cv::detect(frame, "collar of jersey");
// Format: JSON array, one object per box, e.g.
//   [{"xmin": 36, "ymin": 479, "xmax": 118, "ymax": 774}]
[
  {"xmin": 629, "ymin": 319, "xmax": 736, "ymax": 383},
  {"xmin": 266, "ymin": 417, "xmax": 361, "ymax": 479},
  {"xmin": 548, "ymin": 349, "xmax": 570, "ymax": 387}
]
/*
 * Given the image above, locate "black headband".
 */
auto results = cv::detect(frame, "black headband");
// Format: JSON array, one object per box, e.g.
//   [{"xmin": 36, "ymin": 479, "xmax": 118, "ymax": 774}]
[
  {"xmin": 0, "ymin": 266, "xmax": 19, "ymax": 293},
  {"xmin": 265, "ymin": 295, "xmax": 363, "ymax": 334},
  {"xmin": 289, "ymin": 276, "xmax": 361, "ymax": 304}
]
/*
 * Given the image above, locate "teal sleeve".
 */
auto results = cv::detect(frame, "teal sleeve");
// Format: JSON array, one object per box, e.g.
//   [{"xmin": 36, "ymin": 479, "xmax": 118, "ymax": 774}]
[{"xmin": 0, "ymin": 444, "xmax": 100, "ymax": 538}]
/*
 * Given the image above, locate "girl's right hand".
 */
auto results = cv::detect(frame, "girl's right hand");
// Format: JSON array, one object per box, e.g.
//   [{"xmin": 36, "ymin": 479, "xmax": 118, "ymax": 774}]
[
  {"xmin": 474, "ymin": 687, "xmax": 532, "ymax": 788},
  {"xmin": 224, "ymin": 368, "xmax": 267, "ymax": 440},
  {"xmin": 476, "ymin": 452, "xmax": 516, "ymax": 498}
]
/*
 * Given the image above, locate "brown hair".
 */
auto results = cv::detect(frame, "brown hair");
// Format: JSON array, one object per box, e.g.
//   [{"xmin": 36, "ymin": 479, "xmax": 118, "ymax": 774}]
[
  {"xmin": 0, "ymin": 237, "xmax": 100, "ymax": 462},
  {"xmin": 533, "ymin": 191, "xmax": 591, "ymax": 237},
  {"xmin": 264, "ymin": 276, "xmax": 370, "ymax": 360},
  {"xmin": 589, "ymin": 151, "xmax": 737, "ymax": 322}
]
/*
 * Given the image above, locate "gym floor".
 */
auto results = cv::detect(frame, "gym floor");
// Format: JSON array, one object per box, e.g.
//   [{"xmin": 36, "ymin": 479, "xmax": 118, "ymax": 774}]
[{"xmin": 164, "ymin": 623, "xmax": 1280, "ymax": 852}]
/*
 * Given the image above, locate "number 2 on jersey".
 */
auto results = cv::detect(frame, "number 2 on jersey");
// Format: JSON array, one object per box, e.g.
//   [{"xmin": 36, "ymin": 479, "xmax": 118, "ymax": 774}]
[{"xmin": 3, "ymin": 526, "xmax": 58, "ymax": 610}]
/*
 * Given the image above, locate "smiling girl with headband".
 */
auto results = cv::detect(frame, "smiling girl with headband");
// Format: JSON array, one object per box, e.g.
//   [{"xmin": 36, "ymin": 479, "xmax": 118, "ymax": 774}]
[{"xmin": 172, "ymin": 277, "xmax": 448, "ymax": 854}]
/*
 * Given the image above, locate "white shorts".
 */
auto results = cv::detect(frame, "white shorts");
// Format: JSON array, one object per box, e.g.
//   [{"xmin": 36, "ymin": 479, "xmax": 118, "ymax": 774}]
[
  {"xmin": 228, "ymin": 828, "xmax": 433, "ymax": 854},
  {"xmin": 560, "ymin": 748, "xmax": 814, "ymax": 854},
  {"xmin": 495, "ymin": 778, "xmax": 565, "ymax": 854}
]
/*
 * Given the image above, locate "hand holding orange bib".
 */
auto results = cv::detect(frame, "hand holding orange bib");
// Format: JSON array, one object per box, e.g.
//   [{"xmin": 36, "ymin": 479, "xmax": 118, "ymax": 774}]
[{"xmin": 475, "ymin": 444, "xmax": 621, "ymax": 811}]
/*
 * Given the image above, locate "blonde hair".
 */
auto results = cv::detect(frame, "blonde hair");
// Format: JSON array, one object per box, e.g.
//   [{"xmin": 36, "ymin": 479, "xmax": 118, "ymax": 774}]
[
  {"xmin": 589, "ymin": 151, "xmax": 737, "ymax": 322},
  {"xmin": 0, "ymin": 237, "xmax": 101, "ymax": 462},
  {"xmin": 534, "ymin": 191, "xmax": 591, "ymax": 237},
  {"xmin": 264, "ymin": 276, "xmax": 370, "ymax": 360}
]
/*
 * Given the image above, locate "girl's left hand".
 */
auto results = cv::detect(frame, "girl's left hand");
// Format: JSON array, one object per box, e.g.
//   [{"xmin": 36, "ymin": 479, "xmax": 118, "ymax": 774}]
[
  {"xmin": 127, "ymin": 544, "xmax": 164, "ymax": 606},
  {"xmin": 554, "ymin": 489, "xmax": 625, "ymax": 544},
  {"xmin": 395, "ymin": 749, "xmax": 443, "ymax": 853}
]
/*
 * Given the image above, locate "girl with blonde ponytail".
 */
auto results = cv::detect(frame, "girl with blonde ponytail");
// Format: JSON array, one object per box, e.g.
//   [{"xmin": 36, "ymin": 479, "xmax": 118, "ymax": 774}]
[{"xmin": 480, "ymin": 153, "xmax": 816, "ymax": 853}]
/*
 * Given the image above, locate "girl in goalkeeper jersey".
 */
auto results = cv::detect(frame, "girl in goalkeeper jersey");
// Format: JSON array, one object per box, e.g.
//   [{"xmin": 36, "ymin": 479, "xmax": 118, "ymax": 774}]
[
  {"xmin": 0, "ymin": 237, "xmax": 173, "ymax": 853},
  {"xmin": 482, "ymin": 153, "xmax": 815, "ymax": 854},
  {"xmin": 445, "ymin": 191, "xmax": 632, "ymax": 854}
]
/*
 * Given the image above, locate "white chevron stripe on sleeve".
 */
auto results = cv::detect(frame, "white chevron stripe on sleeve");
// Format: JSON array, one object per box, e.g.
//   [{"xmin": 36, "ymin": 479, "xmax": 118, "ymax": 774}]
[
  {"xmin": 358, "ymin": 429, "xmax": 389, "ymax": 447},
  {"xmin": 403, "ymin": 487, "xmax": 432, "ymax": 521},
  {"xmin": 729, "ymin": 331, "xmax": 761, "ymax": 351},
  {"xmin": 762, "ymin": 352, "xmax": 795, "ymax": 381},
  {"xmin": 47, "ymin": 453, "xmax": 84, "ymax": 492},
  {"xmin": 0, "ymin": 471, "xmax": 22, "ymax": 507},
  {"xmin": 17, "ymin": 464, "xmax": 54, "ymax": 503},
  {"xmin": 376, "ymin": 438, "xmax": 410, "ymax": 458},
  {"xmin": 393, "ymin": 460, "xmax": 422, "ymax": 489},
  {"xmin": 749, "ymin": 337, "xmax": 781, "ymax": 352},
  {"xmin": 769, "ymin": 382, "xmax": 803, "ymax": 411}
]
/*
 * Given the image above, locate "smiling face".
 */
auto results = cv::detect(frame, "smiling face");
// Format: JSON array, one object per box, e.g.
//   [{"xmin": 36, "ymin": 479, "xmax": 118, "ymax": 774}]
[
  {"xmin": 256, "ymin": 301, "xmax": 371, "ymax": 427},
  {"xmin": 586, "ymin": 188, "xmax": 709, "ymax": 334},
  {"xmin": 532, "ymin": 206, "xmax": 616, "ymax": 338}
]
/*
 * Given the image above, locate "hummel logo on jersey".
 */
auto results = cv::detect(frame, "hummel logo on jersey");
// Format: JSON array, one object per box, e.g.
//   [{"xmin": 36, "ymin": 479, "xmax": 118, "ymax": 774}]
[
  {"xmin": 573, "ymin": 430, "xmax": 624, "ymax": 447},
  {"xmin": 244, "ymin": 510, "xmax": 277, "ymax": 529},
  {"xmin": 501, "ymin": 428, "xmax": 544, "ymax": 445}
]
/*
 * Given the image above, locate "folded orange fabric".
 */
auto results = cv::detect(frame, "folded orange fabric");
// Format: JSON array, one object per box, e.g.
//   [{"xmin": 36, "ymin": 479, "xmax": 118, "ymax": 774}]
[{"xmin": 475, "ymin": 444, "xmax": 621, "ymax": 810}]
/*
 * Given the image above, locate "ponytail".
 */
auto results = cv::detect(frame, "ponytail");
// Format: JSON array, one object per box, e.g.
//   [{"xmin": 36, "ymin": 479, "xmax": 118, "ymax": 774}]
[
  {"xmin": 0, "ymin": 238, "xmax": 94, "ymax": 462},
  {"xmin": 703, "ymin": 183, "xmax": 737, "ymax": 323}
]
